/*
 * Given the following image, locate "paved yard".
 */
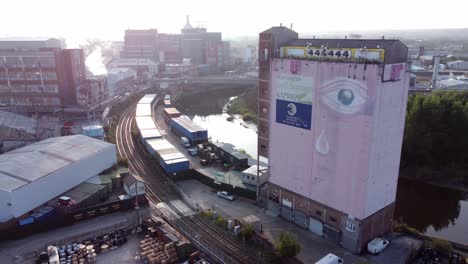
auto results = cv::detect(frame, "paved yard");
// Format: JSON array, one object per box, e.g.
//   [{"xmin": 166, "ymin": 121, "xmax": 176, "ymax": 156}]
[{"xmin": 176, "ymin": 179, "xmax": 372, "ymax": 264}]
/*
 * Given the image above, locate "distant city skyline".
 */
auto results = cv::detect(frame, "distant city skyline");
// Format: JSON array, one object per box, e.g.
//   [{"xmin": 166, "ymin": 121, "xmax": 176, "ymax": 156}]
[{"xmin": 2, "ymin": 0, "xmax": 468, "ymax": 47}]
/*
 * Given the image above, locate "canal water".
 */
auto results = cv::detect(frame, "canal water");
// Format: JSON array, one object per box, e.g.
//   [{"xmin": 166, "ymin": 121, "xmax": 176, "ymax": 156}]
[
  {"xmin": 176, "ymin": 88, "xmax": 468, "ymax": 245},
  {"xmin": 175, "ymin": 89, "xmax": 258, "ymax": 158}
]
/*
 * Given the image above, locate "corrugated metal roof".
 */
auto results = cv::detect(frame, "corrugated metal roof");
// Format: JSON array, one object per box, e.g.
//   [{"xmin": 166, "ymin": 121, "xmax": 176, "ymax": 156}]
[
  {"xmin": 0, "ymin": 135, "xmax": 114, "ymax": 192},
  {"xmin": 172, "ymin": 116, "xmax": 206, "ymax": 133},
  {"xmin": 0, "ymin": 111, "xmax": 37, "ymax": 135}
]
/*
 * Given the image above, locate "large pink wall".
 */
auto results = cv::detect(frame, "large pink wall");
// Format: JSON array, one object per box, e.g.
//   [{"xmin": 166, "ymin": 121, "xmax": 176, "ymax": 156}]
[{"xmin": 269, "ymin": 59, "xmax": 409, "ymax": 219}]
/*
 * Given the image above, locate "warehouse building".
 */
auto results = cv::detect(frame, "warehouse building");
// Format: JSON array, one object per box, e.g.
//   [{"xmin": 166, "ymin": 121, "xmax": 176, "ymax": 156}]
[
  {"xmin": 210, "ymin": 142, "xmax": 250, "ymax": 169},
  {"xmin": 170, "ymin": 116, "xmax": 208, "ymax": 145},
  {"xmin": 447, "ymin": 60, "xmax": 468, "ymax": 70},
  {"xmin": 0, "ymin": 135, "xmax": 116, "ymax": 222}
]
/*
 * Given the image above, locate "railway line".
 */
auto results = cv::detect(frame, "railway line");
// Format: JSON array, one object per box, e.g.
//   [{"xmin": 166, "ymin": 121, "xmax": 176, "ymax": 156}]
[{"xmin": 115, "ymin": 103, "xmax": 266, "ymax": 264}]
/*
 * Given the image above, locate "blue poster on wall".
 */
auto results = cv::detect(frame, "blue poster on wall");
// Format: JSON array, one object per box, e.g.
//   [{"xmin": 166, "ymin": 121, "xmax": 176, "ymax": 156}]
[{"xmin": 276, "ymin": 99, "xmax": 312, "ymax": 130}]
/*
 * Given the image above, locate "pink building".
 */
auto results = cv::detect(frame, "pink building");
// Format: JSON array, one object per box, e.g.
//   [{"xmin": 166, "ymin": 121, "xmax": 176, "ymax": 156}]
[{"xmin": 257, "ymin": 26, "xmax": 409, "ymax": 253}]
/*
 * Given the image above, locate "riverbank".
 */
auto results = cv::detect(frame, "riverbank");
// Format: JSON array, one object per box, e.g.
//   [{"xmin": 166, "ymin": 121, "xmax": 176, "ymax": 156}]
[
  {"xmin": 399, "ymin": 166, "xmax": 468, "ymax": 193},
  {"xmin": 226, "ymin": 88, "xmax": 258, "ymax": 123}
]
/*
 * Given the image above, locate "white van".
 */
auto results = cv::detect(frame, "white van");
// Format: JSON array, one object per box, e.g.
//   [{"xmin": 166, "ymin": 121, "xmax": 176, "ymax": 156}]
[{"xmin": 315, "ymin": 253, "xmax": 344, "ymax": 264}]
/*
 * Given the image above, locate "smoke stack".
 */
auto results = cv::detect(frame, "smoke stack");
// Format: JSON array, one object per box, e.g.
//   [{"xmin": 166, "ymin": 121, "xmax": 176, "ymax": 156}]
[
  {"xmin": 432, "ymin": 56, "xmax": 440, "ymax": 85},
  {"xmin": 280, "ymin": 23, "xmax": 283, "ymax": 27},
  {"xmin": 290, "ymin": 23, "xmax": 293, "ymax": 30}
]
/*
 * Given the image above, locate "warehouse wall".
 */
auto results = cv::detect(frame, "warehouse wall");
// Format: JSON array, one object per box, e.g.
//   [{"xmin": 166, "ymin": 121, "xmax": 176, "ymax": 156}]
[
  {"xmin": 0, "ymin": 190, "xmax": 13, "ymax": 222},
  {"xmin": 8, "ymin": 145, "xmax": 116, "ymax": 219}
]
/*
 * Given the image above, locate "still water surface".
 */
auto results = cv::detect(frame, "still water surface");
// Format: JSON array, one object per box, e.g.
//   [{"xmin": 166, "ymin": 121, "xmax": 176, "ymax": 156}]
[{"xmin": 177, "ymin": 89, "xmax": 468, "ymax": 245}]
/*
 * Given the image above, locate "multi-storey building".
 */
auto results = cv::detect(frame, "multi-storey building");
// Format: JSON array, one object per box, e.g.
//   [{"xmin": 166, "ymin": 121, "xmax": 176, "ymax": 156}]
[
  {"xmin": 124, "ymin": 17, "xmax": 230, "ymax": 71},
  {"xmin": 120, "ymin": 29, "xmax": 159, "ymax": 62},
  {"xmin": 0, "ymin": 38, "xmax": 86, "ymax": 113},
  {"xmin": 257, "ymin": 26, "xmax": 409, "ymax": 253}
]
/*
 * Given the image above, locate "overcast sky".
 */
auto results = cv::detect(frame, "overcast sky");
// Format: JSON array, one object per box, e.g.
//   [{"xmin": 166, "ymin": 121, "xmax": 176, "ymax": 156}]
[{"xmin": 1, "ymin": 0, "xmax": 467, "ymax": 46}]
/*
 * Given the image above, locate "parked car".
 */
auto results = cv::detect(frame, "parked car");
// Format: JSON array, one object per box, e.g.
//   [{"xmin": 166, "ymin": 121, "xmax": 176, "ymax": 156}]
[
  {"xmin": 315, "ymin": 253, "xmax": 344, "ymax": 264},
  {"xmin": 188, "ymin": 147, "xmax": 198, "ymax": 156},
  {"xmin": 367, "ymin": 238, "xmax": 389, "ymax": 254},
  {"xmin": 200, "ymin": 159, "xmax": 209, "ymax": 166},
  {"xmin": 180, "ymin": 136, "xmax": 190, "ymax": 148},
  {"xmin": 217, "ymin": 191, "xmax": 235, "ymax": 201},
  {"xmin": 58, "ymin": 196, "xmax": 76, "ymax": 207}
]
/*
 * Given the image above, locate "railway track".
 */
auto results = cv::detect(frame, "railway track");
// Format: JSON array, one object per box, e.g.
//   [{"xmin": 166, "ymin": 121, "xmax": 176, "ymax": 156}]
[{"xmin": 115, "ymin": 103, "xmax": 266, "ymax": 264}]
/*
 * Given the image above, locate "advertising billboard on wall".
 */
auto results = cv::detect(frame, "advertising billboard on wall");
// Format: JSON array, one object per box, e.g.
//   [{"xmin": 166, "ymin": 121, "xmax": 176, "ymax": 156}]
[{"xmin": 275, "ymin": 71, "xmax": 313, "ymax": 130}]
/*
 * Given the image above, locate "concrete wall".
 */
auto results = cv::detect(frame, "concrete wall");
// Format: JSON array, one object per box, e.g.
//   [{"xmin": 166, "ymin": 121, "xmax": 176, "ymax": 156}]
[
  {"xmin": 268, "ymin": 59, "xmax": 409, "ymax": 220},
  {"xmin": 7, "ymin": 146, "xmax": 116, "ymax": 221}
]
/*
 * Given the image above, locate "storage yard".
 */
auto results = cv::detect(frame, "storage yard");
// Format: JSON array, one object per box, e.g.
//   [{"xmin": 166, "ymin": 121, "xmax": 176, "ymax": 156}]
[{"xmin": 116, "ymin": 95, "xmax": 270, "ymax": 263}]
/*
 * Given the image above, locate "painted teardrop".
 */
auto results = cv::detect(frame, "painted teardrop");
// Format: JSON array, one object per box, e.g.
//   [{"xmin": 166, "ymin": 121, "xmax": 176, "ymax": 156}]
[{"xmin": 316, "ymin": 129, "xmax": 330, "ymax": 155}]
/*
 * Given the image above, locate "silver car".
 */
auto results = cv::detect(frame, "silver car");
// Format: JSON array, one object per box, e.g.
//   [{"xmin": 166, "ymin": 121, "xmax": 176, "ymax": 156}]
[{"xmin": 217, "ymin": 191, "xmax": 235, "ymax": 201}]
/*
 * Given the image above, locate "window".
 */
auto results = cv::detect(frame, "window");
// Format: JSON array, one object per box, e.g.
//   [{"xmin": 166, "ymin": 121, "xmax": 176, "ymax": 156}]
[
  {"xmin": 315, "ymin": 210, "xmax": 322, "ymax": 217},
  {"xmin": 330, "ymin": 216, "xmax": 337, "ymax": 223},
  {"xmin": 346, "ymin": 221, "xmax": 356, "ymax": 232}
]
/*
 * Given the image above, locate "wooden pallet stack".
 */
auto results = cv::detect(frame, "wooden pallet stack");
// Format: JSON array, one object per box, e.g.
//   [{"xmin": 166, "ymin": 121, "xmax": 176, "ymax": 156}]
[{"xmin": 139, "ymin": 236, "xmax": 179, "ymax": 264}]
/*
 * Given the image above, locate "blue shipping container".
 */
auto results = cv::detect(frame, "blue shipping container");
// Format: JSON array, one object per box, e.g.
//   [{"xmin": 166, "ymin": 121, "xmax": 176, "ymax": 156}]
[
  {"xmin": 160, "ymin": 159, "xmax": 189, "ymax": 174},
  {"xmin": 18, "ymin": 216, "xmax": 35, "ymax": 226},
  {"xmin": 170, "ymin": 118, "xmax": 208, "ymax": 142}
]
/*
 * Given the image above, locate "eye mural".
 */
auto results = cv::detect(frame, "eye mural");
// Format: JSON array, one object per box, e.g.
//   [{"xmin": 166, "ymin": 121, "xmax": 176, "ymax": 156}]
[{"xmin": 320, "ymin": 79, "xmax": 370, "ymax": 115}]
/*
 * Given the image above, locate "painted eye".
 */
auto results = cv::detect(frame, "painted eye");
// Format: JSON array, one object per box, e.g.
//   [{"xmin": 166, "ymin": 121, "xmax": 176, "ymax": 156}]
[{"xmin": 320, "ymin": 80, "xmax": 368, "ymax": 115}]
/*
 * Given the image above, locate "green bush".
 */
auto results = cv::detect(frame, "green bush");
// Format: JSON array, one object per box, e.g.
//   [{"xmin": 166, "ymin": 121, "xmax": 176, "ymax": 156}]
[
  {"xmin": 117, "ymin": 156, "xmax": 128, "ymax": 167},
  {"xmin": 200, "ymin": 210, "xmax": 214, "ymax": 220},
  {"xmin": 394, "ymin": 220, "xmax": 421, "ymax": 235},
  {"xmin": 214, "ymin": 216, "xmax": 228, "ymax": 229},
  {"xmin": 426, "ymin": 238, "xmax": 453, "ymax": 252},
  {"xmin": 274, "ymin": 231, "xmax": 301, "ymax": 258},
  {"xmin": 240, "ymin": 224, "xmax": 254, "ymax": 241}
]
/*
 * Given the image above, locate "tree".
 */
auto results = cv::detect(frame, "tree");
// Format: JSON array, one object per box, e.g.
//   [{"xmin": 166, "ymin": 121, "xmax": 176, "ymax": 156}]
[{"xmin": 274, "ymin": 231, "xmax": 301, "ymax": 258}]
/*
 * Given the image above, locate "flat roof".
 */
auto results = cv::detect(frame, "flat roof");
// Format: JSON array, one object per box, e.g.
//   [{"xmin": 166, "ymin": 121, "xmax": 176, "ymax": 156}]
[
  {"xmin": 136, "ymin": 103, "xmax": 152, "ymax": 117},
  {"xmin": 138, "ymin": 94, "xmax": 157, "ymax": 104},
  {"xmin": 287, "ymin": 38, "xmax": 400, "ymax": 49},
  {"xmin": 135, "ymin": 116, "xmax": 157, "ymax": 130},
  {"xmin": 140, "ymin": 128, "xmax": 161, "ymax": 139},
  {"xmin": 172, "ymin": 116, "xmax": 206, "ymax": 133},
  {"xmin": 212, "ymin": 142, "xmax": 249, "ymax": 160},
  {"xmin": 0, "ymin": 135, "xmax": 114, "ymax": 192},
  {"xmin": 164, "ymin": 108, "xmax": 180, "ymax": 115}
]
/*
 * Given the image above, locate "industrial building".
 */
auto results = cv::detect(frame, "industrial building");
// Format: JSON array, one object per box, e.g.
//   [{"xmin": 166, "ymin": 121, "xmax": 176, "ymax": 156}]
[
  {"xmin": 108, "ymin": 58, "xmax": 159, "ymax": 80},
  {"xmin": 120, "ymin": 29, "xmax": 159, "ymax": 62},
  {"xmin": 121, "ymin": 16, "xmax": 230, "ymax": 72},
  {"xmin": 447, "ymin": 60, "xmax": 468, "ymax": 70},
  {"xmin": 0, "ymin": 110, "xmax": 60, "ymax": 153},
  {"xmin": 0, "ymin": 38, "xmax": 87, "ymax": 112},
  {"xmin": 170, "ymin": 116, "xmax": 208, "ymax": 145},
  {"xmin": 257, "ymin": 26, "xmax": 410, "ymax": 253},
  {"xmin": 210, "ymin": 142, "xmax": 250, "ymax": 169},
  {"xmin": 106, "ymin": 67, "xmax": 137, "ymax": 95},
  {"xmin": 0, "ymin": 135, "xmax": 116, "ymax": 222}
]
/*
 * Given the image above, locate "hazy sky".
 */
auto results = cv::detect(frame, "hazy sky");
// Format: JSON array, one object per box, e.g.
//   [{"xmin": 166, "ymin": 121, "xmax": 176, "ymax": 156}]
[{"xmin": 1, "ymin": 0, "xmax": 467, "ymax": 46}]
